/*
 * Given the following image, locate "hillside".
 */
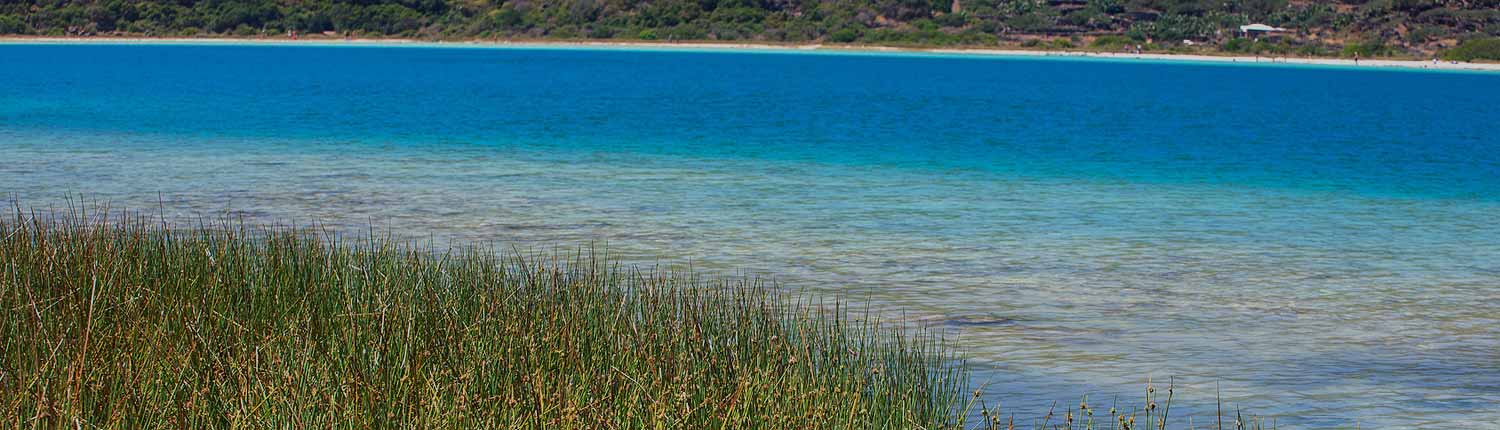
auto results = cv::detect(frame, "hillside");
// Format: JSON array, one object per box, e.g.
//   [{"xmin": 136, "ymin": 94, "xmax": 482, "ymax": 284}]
[{"xmin": 2, "ymin": 0, "xmax": 1498, "ymax": 58}]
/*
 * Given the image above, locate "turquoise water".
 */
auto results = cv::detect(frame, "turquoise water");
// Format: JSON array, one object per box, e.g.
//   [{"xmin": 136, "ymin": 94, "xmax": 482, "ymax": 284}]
[{"xmin": 3, "ymin": 43, "xmax": 1498, "ymax": 427}]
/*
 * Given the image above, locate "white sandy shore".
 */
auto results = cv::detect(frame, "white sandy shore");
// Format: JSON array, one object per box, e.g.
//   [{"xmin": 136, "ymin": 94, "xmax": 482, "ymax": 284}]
[{"xmin": 5, "ymin": 36, "xmax": 1498, "ymax": 72}]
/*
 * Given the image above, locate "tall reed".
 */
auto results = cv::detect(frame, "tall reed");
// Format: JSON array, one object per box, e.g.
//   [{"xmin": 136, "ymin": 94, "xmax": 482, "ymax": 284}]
[
  {"xmin": 0, "ymin": 205, "xmax": 1281, "ymax": 429},
  {"xmin": 0, "ymin": 206, "xmax": 971, "ymax": 428}
]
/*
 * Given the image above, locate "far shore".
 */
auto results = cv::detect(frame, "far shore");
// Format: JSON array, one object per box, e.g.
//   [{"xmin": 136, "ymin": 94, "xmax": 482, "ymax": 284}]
[{"xmin": 5, "ymin": 35, "xmax": 1499, "ymax": 72}]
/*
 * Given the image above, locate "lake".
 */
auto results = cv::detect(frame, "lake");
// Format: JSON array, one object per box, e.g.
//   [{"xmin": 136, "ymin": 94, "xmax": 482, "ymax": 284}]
[{"xmin": 2, "ymin": 42, "xmax": 1497, "ymax": 428}]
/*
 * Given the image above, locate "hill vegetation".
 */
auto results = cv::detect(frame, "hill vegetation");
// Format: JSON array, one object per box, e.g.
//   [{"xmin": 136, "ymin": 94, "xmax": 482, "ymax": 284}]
[
  {"xmin": 1441, "ymin": 36, "xmax": 1500, "ymax": 60},
  {"xmin": 1, "ymin": 1, "xmax": 1497, "ymax": 57}
]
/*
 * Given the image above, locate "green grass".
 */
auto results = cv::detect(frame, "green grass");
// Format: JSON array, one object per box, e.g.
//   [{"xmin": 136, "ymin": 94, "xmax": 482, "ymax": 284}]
[
  {"xmin": 0, "ymin": 205, "xmax": 1279, "ymax": 429},
  {"xmin": 1442, "ymin": 37, "xmax": 1500, "ymax": 62},
  {"xmin": 0, "ymin": 205, "xmax": 976, "ymax": 428}
]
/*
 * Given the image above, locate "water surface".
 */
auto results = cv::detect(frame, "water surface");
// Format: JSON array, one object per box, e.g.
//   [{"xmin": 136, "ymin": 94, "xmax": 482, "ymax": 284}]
[{"xmin": 2, "ymin": 43, "xmax": 1498, "ymax": 428}]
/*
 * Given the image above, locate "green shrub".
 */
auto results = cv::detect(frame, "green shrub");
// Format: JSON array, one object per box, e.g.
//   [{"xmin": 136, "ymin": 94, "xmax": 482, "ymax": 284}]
[
  {"xmin": 666, "ymin": 23, "xmax": 705, "ymax": 40},
  {"xmin": 933, "ymin": 12, "xmax": 969, "ymax": 28},
  {"xmin": 0, "ymin": 14, "xmax": 29, "ymax": 34},
  {"xmin": 1341, "ymin": 38, "xmax": 1394, "ymax": 57},
  {"xmin": 549, "ymin": 25, "xmax": 581, "ymax": 38},
  {"xmin": 828, "ymin": 27, "xmax": 859, "ymax": 43},
  {"xmin": 959, "ymin": 29, "xmax": 998, "ymax": 45},
  {"xmin": 1223, "ymin": 37, "xmax": 1252, "ymax": 52},
  {"xmin": 637, "ymin": 28, "xmax": 658, "ymax": 40},
  {"xmin": 491, "ymin": 8, "xmax": 523, "ymax": 29},
  {"xmin": 1091, "ymin": 34, "xmax": 1132, "ymax": 49},
  {"xmin": 233, "ymin": 24, "xmax": 258, "ymax": 36},
  {"xmin": 1253, "ymin": 39, "xmax": 1288, "ymax": 54},
  {"xmin": 1005, "ymin": 13, "xmax": 1051, "ymax": 32},
  {"xmin": 1138, "ymin": 13, "xmax": 1214, "ymax": 42},
  {"xmin": 1063, "ymin": 8, "xmax": 1103, "ymax": 27},
  {"xmin": 587, "ymin": 26, "xmax": 615, "ymax": 38},
  {"xmin": 1441, "ymin": 37, "xmax": 1500, "ymax": 61}
]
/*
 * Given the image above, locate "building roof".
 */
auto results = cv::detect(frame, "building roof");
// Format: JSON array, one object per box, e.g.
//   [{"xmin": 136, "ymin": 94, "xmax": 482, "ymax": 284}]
[{"xmin": 1239, "ymin": 24, "xmax": 1287, "ymax": 32}]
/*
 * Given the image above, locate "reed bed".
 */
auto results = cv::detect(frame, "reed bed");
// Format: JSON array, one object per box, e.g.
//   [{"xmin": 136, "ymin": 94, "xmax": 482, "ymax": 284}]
[
  {"xmin": 1, "ymin": 206, "xmax": 976, "ymax": 429},
  {"xmin": 0, "ymin": 206, "xmax": 1277, "ymax": 429}
]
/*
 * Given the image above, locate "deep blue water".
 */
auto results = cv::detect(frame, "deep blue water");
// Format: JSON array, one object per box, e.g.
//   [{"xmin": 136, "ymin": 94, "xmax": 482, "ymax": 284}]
[{"xmin": 3, "ymin": 43, "xmax": 1498, "ymax": 428}]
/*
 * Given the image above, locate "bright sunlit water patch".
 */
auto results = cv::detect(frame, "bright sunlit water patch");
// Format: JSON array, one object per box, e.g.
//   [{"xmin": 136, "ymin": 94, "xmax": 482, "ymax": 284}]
[{"xmin": 2, "ymin": 43, "xmax": 1498, "ymax": 428}]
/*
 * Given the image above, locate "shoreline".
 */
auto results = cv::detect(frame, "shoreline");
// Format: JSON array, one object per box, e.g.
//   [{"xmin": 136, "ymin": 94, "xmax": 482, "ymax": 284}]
[{"xmin": 5, "ymin": 35, "xmax": 1499, "ymax": 72}]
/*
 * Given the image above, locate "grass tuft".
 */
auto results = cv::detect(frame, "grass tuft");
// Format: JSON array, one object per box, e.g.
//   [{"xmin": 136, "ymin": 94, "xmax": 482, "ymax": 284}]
[{"xmin": 0, "ymin": 205, "xmax": 972, "ymax": 428}]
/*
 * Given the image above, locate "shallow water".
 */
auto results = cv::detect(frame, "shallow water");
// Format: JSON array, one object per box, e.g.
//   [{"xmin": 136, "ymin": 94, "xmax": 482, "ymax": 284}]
[{"xmin": 2, "ymin": 43, "xmax": 1498, "ymax": 428}]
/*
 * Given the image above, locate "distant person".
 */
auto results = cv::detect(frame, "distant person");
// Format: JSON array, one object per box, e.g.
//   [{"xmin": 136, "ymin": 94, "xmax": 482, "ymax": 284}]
[{"xmin": 1354, "ymin": 52, "xmax": 1360, "ymax": 65}]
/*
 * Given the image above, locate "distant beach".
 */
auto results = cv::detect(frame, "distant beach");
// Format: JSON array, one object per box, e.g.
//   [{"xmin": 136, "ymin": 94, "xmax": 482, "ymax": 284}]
[{"xmin": 5, "ymin": 35, "xmax": 1499, "ymax": 72}]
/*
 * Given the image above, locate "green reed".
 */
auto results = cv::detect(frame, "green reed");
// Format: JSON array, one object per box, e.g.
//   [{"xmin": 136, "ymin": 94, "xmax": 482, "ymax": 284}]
[
  {"xmin": 1, "ymin": 206, "xmax": 976, "ymax": 429},
  {"xmin": 0, "ymin": 205, "xmax": 1279, "ymax": 429}
]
